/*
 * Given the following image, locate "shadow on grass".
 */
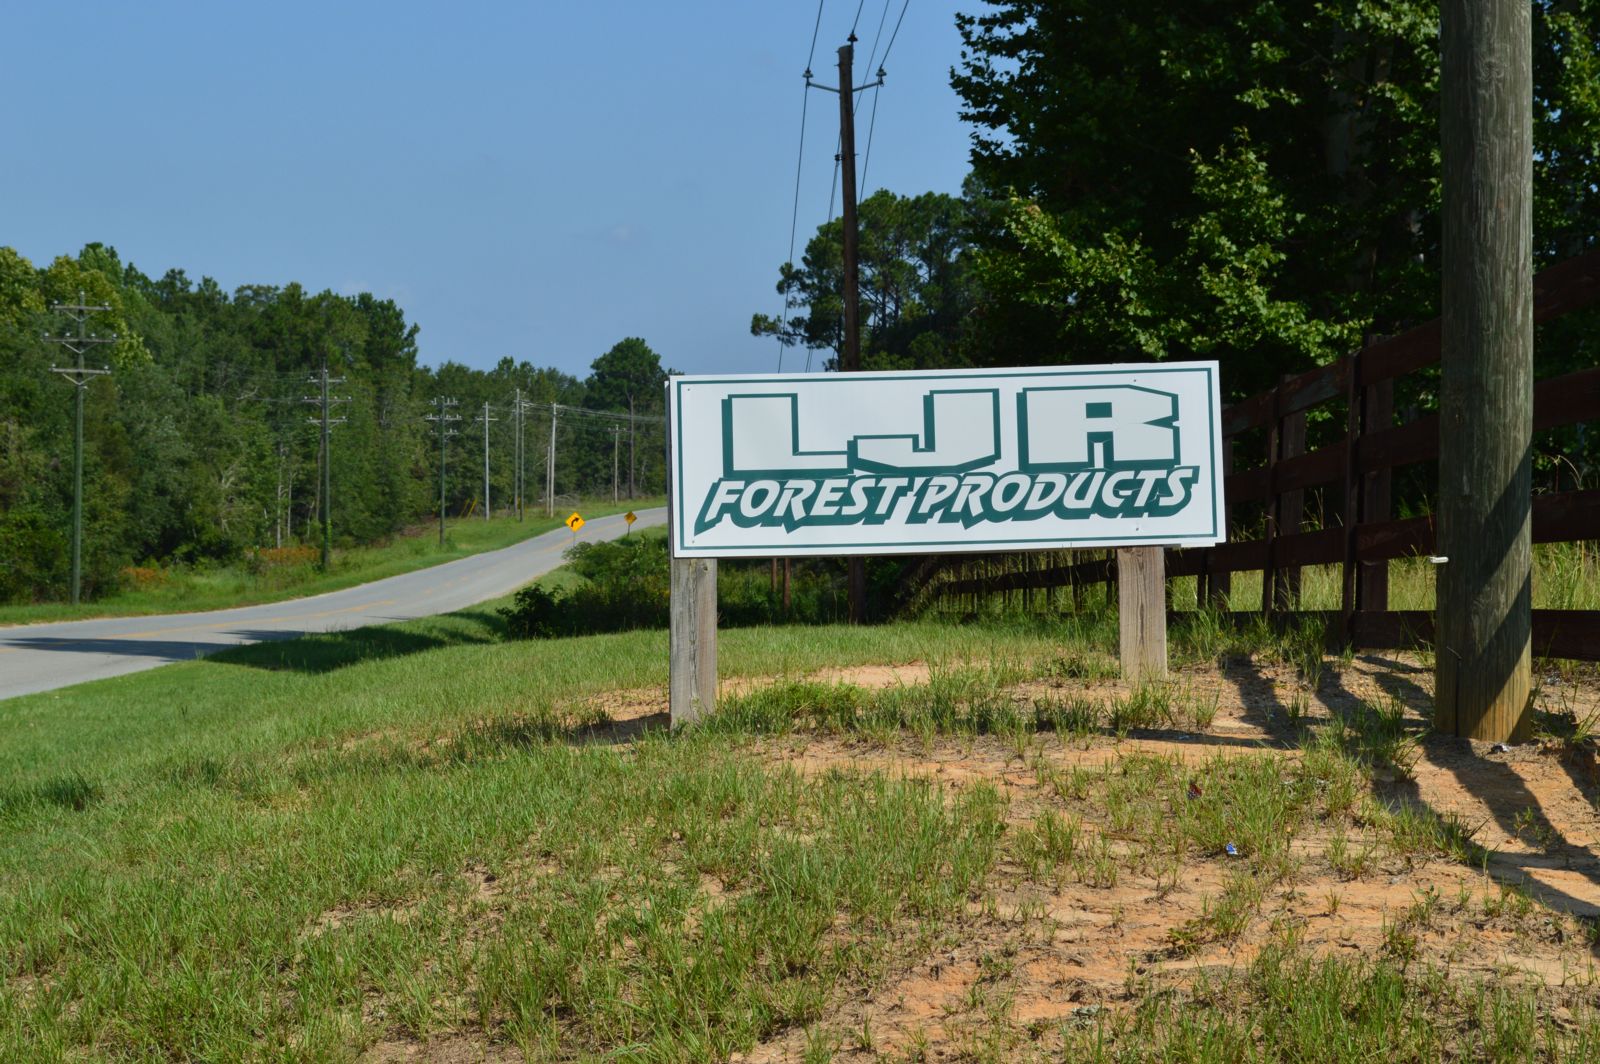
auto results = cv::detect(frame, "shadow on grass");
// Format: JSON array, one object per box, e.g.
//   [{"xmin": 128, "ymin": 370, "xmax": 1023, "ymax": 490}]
[
  {"xmin": 210, "ymin": 608, "xmax": 507, "ymax": 674},
  {"xmin": 1317, "ymin": 662, "xmax": 1600, "ymax": 931}
]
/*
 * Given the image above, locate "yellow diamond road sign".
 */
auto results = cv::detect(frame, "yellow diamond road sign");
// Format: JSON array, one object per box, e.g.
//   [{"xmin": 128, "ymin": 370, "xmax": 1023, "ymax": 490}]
[
  {"xmin": 625, "ymin": 511, "xmax": 637, "ymax": 525},
  {"xmin": 565, "ymin": 512, "xmax": 585, "ymax": 532}
]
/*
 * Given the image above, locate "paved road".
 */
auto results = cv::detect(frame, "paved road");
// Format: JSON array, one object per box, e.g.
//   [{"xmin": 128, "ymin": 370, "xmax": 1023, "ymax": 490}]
[{"xmin": 0, "ymin": 508, "xmax": 667, "ymax": 702}]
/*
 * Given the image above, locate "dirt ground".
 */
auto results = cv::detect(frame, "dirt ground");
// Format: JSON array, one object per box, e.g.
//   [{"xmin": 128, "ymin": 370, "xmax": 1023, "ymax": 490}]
[{"xmin": 582, "ymin": 654, "xmax": 1600, "ymax": 1062}]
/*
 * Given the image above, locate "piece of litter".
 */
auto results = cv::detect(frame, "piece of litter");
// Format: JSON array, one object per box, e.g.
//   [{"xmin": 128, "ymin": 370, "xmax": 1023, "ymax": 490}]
[
  {"xmin": 1188, "ymin": 782, "xmax": 1203, "ymax": 800},
  {"xmin": 1492, "ymin": 743, "xmax": 1509, "ymax": 754},
  {"xmin": 1225, "ymin": 842, "xmax": 1239, "ymax": 857}
]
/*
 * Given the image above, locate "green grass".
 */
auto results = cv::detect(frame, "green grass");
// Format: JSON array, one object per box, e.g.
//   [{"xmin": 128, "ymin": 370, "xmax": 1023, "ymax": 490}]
[
  {"xmin": 1178, "ymin": 541, "xmax": 1600, "ymax": 613},
  {"xmin": 4, "ymin": 554, "xmax": 1598, "ymax": 1059},
  {"xmin": 1065, "ymin": 941, "xmax": 1600, "ymax": 1063},
  {"xmin": 0, "ymin": 609, "xmax": 1065, "ymax": 1060},
  {"xmin": 0, "ymin": 497, "xmax": 661, "ymax": 627}
]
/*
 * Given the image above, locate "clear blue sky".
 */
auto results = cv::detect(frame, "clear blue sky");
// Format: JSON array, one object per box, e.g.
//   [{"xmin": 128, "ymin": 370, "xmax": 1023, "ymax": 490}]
[{"xmin": 1, "ymin": 2, "xmax": 977, "ymax": 379}]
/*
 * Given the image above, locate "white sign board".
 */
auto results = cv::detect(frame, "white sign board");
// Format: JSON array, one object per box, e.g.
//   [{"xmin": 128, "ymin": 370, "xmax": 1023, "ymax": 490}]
[{"xmin": 668, "ymin": 363, "xmax": 1225, "ymax": 558}]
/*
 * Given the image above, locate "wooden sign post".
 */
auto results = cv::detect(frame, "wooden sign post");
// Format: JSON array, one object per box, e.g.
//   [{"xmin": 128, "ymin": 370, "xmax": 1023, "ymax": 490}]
[
  {"xmin": 1117, "ymin": 546, "xmax": 1167, "ymax": 682},
  {"xmin": 666, "ymin": 402, "xmax": 716, "ymax": 725}
]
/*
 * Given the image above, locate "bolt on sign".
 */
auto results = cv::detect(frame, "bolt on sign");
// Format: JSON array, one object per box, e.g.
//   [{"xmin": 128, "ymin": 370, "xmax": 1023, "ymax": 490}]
[
  {"xmin": 565, "ymin": 512, "xmax": 585, "ymax": 532},
  {"xmin": 668, "ymin": 364, "xmax": 1226, "ymax": 558}
]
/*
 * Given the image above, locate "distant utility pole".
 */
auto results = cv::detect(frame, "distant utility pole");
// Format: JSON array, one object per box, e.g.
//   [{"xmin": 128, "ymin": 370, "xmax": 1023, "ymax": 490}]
[
  {"xmin": 302, "ymin": 361, "xmax": 350, "ymax": 570},
  {"xmin": 1436, "ymin": 0, "xmax": 1534, "ymax": 742},
  {"xmin": 475, "ymin": 401, "xmax": 498, "ymax": 521},
  {"xmin": 44, "ymin": 291, "xmax": 115, "ymax": 606},
  {"xmin": 546, "ymin": 402, "xmax": 559, "ymax": 517},
  {"xmin": 512, "ymin": 387, "xmax": 524, "ymax": 522},
  {"xmin": 611, "ymin": 426, "xmax": 621, "ymax": 503},
  {"xmin": 426, "ymin": 397, "xmax": 461, "ymax": 547}
]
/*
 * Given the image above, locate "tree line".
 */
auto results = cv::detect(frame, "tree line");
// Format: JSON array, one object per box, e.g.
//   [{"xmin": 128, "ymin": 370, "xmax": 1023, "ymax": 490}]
[{"xmin": 0, "ymin": 244, "xmax": 668, "ymax": 603}]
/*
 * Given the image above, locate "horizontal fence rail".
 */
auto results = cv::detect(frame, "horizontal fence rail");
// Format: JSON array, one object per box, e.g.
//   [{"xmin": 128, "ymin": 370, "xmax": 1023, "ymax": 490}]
[{"xmin": 908, "ymin": 247, "xmax": 1600, "ymax": 660}]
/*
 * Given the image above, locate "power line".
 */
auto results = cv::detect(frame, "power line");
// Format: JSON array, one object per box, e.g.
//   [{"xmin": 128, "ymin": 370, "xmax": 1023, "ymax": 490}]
[
  {"xmin": 778, "ymin": 63, "xmax": 816, "ymax": 374},
  {"xmin": 806, "ymin": 0, "xmax": 826, "ymax": 71},
  {"xmin": 879, "ymin": 0, "xmax": 911, "ymax": 70},
  {"xmin": 848, "ymin": 0, "xmax": 867, "ymax": 37},
  {"xmin": 859, "ymin": 82, "xmax": 883, "ymax": 196},
  {"xmin": 862, "ymin": 0, "xmax": 892, "ymax": 73},
  {"xmin": 775, "ymin": 0, "xmax": 830, "ymax": 374},
  {"xmin": 857, "ymin": 0, "xmax": 895, "ymax": 196}
]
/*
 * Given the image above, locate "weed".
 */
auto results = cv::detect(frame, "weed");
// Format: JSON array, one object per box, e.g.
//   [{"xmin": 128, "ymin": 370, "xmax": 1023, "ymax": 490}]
[
  {"xmin": 1513, "ymin": 806, "xmax": 1560, "ymax": 851},
  {"xmin": 1108, "ymin": 684, "xmax": 1174, "ymax": 734},
  {"xmin": 1034, "ymin": 695, "xmax": 1100, "ymax": 738},
  {"xmin": 1040, "ymin": 649, "xmax": 1117, "ymax": 682},
  {"xmin": 803, "ymin": 1025, "xmax": 839, "ymax": 1063}
]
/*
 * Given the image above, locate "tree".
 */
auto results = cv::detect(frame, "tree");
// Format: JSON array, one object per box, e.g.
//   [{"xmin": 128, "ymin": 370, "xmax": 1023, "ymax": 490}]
[
  {"xmin": 586, "ymin": 338, "xmax": 667, "ymax": 497},
  {"xmin": 753, "ymin": 188, "xmax": 977, "ymax": 371},
  {"xmin": 951, "ymin": 0, "xmax": 1600, "ymax": 398}
]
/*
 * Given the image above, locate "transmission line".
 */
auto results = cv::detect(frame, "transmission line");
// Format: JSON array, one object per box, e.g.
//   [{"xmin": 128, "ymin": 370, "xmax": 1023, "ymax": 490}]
[
  {"xmin": 848, "ymin": 0, "xmax": 867, "ymax": 36},
  {"xmin": 857, "ymin": 0, "xmax": 896, "ymax": 196},
  {"xmin": 879, "ymin": 0, "xmax": 911, "ymax": 68}
]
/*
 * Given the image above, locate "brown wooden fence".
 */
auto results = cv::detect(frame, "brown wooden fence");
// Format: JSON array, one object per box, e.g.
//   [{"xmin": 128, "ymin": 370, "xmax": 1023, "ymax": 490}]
[{"xmin": 909, "ymin": 248, "xmax": 1600, "ymax": 660}]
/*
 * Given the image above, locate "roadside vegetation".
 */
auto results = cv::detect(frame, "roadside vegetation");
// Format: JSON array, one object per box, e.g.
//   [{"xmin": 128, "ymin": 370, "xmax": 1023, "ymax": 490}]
[
  {"xmin": 0, "ymin": 499, "xmax": 659, "ymax": 627},
  {"xmin": 4, "ymin": 541, "xmax": 1600, "ymax": 1060}
]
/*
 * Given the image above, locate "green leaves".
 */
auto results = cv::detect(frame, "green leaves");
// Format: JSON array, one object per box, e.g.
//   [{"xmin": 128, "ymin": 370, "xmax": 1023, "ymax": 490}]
[{"xmin": 754, "ymin": 189, "xmax": 976, "ymax": 371}]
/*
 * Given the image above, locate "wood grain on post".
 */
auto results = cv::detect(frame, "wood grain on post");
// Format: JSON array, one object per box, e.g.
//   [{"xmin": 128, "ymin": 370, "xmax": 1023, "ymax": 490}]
[
  {"xmin": 1436, "ymin": 0, "xmax": 1533, "ymax": 742},
  {"xmin": 665, "ymin": 392, "xmax": 717, "ymax": 726},
  {"xmin": 669, "ymin": 555, "xmax": 717, "ymax": 726},
  {"xmin": 1117, "ymin": 546, "xmax": 1167, "ymax": 682}
]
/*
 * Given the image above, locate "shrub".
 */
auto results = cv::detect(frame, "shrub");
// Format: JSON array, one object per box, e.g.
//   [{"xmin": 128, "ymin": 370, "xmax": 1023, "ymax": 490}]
[{"xmin": 498, "ymin": 532, "xmax": 855, "ymax": 638}]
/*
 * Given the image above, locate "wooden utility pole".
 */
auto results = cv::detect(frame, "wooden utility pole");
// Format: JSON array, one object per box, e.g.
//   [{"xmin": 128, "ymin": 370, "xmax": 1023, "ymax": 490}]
[
  {"xmin": 303, "ymin": 360, "xmax": 349, "ymax": 570},
  {"xmin": 513, "ymin": 387, "xmax": 524, "ymax": 522},
  {"xmin": 476, "ymin": 402, "xmax": 497, "ymax": 521},
  {"xmin": 611, "ymin": 426, "xmax": 621, "ymax": 503},
  {"xmin": 546, "ymin": 402, "xmax": 558, "ymax": 517},
  {"xmin": 838, "ymin": 37, "xmax": 868, "ymax": 624},
  {"xmin": 1436, "ymin": 0, "xmax": 1533, "ymax": 742},
  {"xmin": 425, "ymin": 398, "xmax": 460, "ymax": 548},
  {"xmin": 44, "ymin": 291, "xmax": 114, "ymax": 605}
]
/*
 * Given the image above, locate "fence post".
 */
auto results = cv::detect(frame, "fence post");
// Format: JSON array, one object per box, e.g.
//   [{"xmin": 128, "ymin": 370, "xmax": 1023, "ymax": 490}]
[
  {"xmin": 1261, "ymin": 384, "xmax": 1283, "ymax": 617},
  {"xmin": 1340, "ymin": 351, "xmax": 1363, "ymax": 643},
  {"xmin": 1206, "ymin": 439, "xmax": 1234, "ymax": 611},
  {"xmin": 1118, "ymin": 546, "xmax": 1167, "ymax": 681},
  {"xmin": 1359, "ymin": 375, "xmax": 1394, "ymax": 612},
  {"xmin": 1276, "ymin": 377, "xmax": 1307, "ymax": 609}
]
